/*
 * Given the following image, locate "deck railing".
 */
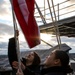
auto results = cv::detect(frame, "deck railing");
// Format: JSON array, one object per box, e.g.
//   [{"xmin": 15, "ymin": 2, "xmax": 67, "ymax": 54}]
[{"xmin": 35, "ymin": 0, "xmax": 75, "ymax": 26}]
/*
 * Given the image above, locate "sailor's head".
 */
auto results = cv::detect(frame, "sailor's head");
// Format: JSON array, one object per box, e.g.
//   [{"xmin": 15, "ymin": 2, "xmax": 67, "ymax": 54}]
[
  {"xmin": 44, "ymin": 50, "xmax": 69, "ymax": 67},
  {"xmin": 25, "ymin": 52, "xmax": 41, "ymax": 66}
]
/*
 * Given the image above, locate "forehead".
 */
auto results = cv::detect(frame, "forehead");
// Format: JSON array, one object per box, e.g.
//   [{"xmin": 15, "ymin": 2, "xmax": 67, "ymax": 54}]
[
  {"xmin": 49, "ymin": 50, "xmax": 56, "ymax": 58},
  {"xmin": 51, "ymin": 50, "xmax": 56, "ymax": 54},
  {"xmin": 30, "ymin": 52, "xmax": 34, "ymax": 55}
]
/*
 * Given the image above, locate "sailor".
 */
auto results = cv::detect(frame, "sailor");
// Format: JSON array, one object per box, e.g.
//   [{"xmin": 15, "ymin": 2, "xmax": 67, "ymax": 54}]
[
  {"xmin": 16, "ymin": 50, "xmax": 73, "ymax": 75},
  {"xmin": 12, "ymin": 51, "xmax": 41, "ymax": 75}
]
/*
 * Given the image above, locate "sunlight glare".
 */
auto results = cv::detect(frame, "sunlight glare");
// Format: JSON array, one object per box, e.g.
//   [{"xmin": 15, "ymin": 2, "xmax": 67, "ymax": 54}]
[
  {"xmin": 19, "ymin": 33, "xmax": 26, "ymax": 42},
  {"xmin": 40, "ymin": 33, "xmax": 52, "ymax": 42}
]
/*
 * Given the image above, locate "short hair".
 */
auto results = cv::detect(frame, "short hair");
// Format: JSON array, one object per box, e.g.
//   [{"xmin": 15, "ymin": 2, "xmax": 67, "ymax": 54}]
[
  {"xmin": 55, "ymin": 50, "xmax": 73, "ymax": 73},
  {"xmin": 55, "ymin": 50, "xmax": 69, "ymax": 67}
]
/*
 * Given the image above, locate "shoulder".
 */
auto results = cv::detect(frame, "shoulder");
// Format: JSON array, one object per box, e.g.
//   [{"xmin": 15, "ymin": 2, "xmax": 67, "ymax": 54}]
[
  {"xmin": 43, "ymin": 72, "xmax": 66, "ymax": 75},
  {"xmin": 41, "ymin": 66, "xmax": 67, "ymax": 75}
]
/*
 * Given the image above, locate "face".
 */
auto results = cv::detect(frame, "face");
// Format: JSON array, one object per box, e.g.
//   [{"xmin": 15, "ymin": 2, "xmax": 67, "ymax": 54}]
[
  {"xmin": 44, "ymin": 50, "xmax": 60, "ymax": 67},
  {"xmin": 25, "ymin": 52, "xmax": 35, "ymax": 63}
]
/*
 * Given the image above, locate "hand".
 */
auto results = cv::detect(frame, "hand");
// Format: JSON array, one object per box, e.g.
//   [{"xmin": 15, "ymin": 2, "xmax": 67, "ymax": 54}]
[
  {"xmin": 12, "ymin": 61, "xmax": 19, "ymax": 69},
  {"xmin": 16, "ymin": 69, "xmax": 24, "ymax": 75},
  {"xmin": 16, "ymin": 30, "xmax": 19, "ymax": 37},
  {"xmin": 21, "ymin": 63, "xmax": 26, "ymax": 70},
  {"xmin": 12, "ymin": 61, "xmax": 26, "ymax": 70}
]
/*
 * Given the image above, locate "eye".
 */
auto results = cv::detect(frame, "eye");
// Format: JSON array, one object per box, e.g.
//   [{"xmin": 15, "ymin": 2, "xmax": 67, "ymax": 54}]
[
  {"xmin": 32, "ymin": 54, "xmax": 34, "ymax": 56},
  {"xmin": 50, "ymin": 52, "xmax": 52, "ymax": 55},
  {"xmin": 30, "ymin": 53, "xmax": 34, "ymax": 56}
]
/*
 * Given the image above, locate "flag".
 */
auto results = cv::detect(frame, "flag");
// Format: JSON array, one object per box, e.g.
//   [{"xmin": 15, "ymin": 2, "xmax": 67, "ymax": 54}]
[{"xmin": 12, "ymin": 0, "xmax": 40, "ymax": 48}]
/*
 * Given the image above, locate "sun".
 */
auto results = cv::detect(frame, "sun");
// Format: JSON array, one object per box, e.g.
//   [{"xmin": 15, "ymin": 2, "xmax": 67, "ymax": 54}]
[{"xmin": 40, "ymin": 33, "xmax": 52, "ymax": 42}]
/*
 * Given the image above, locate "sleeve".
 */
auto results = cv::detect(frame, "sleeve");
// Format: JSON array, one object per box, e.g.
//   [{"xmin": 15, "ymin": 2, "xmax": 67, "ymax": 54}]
[
  {"xmin": 23, "ymin": 67, "xmax": 36, "ymax": 75},
  {"xmin": 8, "ymin": 37, "xmax": 18, "ymax": 73}
]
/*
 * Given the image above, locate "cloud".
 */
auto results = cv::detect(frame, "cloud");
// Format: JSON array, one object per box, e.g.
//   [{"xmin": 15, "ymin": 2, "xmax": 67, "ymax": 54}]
[
  {"xmin": 70, "ymin": 0, "xmax": 75, "ymax": 3},
  {"xmin": 0, "ymin": 0, "xmax": 75, "ymax": 54},
  {"xmin": 0, "ymin": 23, "xmax": 14, "ymax": 36},
  {"xmin": 0, "ymin": 42, "xmax": 8, "ymax": 50},
  {"xmin": 0, "ymin": 0, "xmax": 12, "ymax": 25},
  {"xmin": 0, "ymin": 0, "xmax": 11, "ymax": 15}
]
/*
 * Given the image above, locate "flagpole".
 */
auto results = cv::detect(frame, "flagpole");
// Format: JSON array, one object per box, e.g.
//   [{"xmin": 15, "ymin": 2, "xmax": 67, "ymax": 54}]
[{"xmin": 10, "ymin": 0, "xmax": 22, "ymax": 72}]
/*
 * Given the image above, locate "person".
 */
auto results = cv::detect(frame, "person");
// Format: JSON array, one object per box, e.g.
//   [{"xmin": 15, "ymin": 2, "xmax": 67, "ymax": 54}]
[
  {"xmin": 16, "ymin": 50, "xmax": 73, "ymax": 75},
  {"xmin": 8, "ymin": 30, "xmax": 41, "ymax": 75},
  {"xmin": 40, "ymin": 50, "xmax": 73, "ymax": 75},
  {"xmin": 12, "ymin": 51, "xmax": 41, "ymax": 75}
]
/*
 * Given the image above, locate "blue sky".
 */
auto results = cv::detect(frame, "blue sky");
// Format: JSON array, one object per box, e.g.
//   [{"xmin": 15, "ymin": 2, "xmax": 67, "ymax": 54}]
[{"xmin": 0, "ymin": 0, "xmax": 75, "ymax": 55}]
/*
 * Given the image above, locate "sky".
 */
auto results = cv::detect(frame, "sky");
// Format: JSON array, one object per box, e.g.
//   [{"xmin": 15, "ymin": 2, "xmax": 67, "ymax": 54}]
[{"xmin": 0, "ymin": 0, "xmax": 75, "ymax": 55}]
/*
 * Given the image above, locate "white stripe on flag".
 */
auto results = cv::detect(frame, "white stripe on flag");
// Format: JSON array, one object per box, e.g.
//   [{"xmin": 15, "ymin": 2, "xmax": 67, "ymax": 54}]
[{"xmin": 18, "ymin": 0, "xmax": 29, "ymax": 24}]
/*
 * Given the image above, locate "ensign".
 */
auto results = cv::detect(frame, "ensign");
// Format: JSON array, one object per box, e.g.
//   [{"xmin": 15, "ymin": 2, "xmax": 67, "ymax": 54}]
[{"xmin": 12, "ymin": 0, "xmax": 40, "ymax": 48}]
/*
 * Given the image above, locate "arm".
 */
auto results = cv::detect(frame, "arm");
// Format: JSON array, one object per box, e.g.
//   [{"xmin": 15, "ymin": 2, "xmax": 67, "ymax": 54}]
[{"xmin": 12, "ymin": 61, "xmax": 25, "ymax": 70}]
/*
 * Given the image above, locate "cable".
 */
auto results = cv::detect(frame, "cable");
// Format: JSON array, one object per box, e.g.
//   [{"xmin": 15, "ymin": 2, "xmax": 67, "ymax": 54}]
[{"xmin": 47, "ymin": 0, "xmax": 61, "ymax": 49}]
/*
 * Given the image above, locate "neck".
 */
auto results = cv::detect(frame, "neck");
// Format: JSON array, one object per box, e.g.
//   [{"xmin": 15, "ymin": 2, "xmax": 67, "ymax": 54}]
[
  {"xmin": 44, "ymin": 64, "xmax": 61, "ymax": 68},
  {"xmin": 26, "ymin": 61, "xmax": 32, "ymax": 66}
]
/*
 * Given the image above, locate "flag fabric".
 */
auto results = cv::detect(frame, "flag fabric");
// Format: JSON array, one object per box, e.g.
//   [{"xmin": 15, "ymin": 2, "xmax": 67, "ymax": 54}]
[{"xmin": 12, "ymin": 0, "xmax": 40, "ymax": 48}]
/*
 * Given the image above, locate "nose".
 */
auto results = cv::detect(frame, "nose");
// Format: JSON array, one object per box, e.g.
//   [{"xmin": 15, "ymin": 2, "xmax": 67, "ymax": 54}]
[{"xmin": 27, "ymin": 54, "xmax": 31, "ymax": 57}]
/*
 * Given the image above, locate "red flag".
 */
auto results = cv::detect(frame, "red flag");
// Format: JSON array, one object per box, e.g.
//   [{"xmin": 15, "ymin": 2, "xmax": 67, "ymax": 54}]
[{"xmin": 12, "ymin": 0, "xmax": 40, "ymax": 48}]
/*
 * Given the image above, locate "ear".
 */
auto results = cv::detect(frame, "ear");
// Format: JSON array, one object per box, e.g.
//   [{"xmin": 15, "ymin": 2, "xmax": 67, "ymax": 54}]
[{"xmin": 54, "ymin": 59, "xmax": 61, "ymax": 65}]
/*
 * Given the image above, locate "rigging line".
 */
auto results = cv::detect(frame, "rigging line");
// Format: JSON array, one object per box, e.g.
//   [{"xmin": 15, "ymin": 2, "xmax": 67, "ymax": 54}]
[
  {"xmin": 47, "ymin": 0, "xmax": 59, "ymax": 45},
  {"xmin": 40, "ymin": 0, "xmax": 53, "ymax": 48},
  {"xmin": 44, "ymin": 0, "xmax": 46, "ymax": 19},
  {"xmin": 57, "ymin": 3, "xmax": 59, "ymax": 21},
  {"xmin": 35, "ymin": 0, "xmax": 53, "ymax": 47},
  {"xmin": 35, "ymin": 0, "xmax": 70, "ymax": 14},
  {"xmin": 35, "ymin": 1, "xmax": 53, "ymax": 47},
  {"xmin": 35, "ymin": 1, "xmax": 47, "ymax": 24},
  {"xmin": 41, "ymin": 39, "xmax": 53, "ymax": 47},
  {"xmin": 10, "ymin": 0, "xmax": 22, "ymax": 72},
  {"xmin": 51, "ymin": 0, "xmax": 61, "ymax": 49},
  {"xmin": 47, "ymin": 0, "xmax": 61, "ymax": 49}
]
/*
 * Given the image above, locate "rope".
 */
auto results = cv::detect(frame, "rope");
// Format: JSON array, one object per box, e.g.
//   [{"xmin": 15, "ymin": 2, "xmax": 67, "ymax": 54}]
[
  {"xmin": 47, "ymin": 0, "xmax": 61, "ymax": 49},
  {"xmin": 41, "ymin": 39, "xmax": 53, "ymax": 47},
  {"xmin": 10, "ymin": 0, "xmax": 22, "ymax": 73},
  {"xmin": 51, "ymin": 0, "xmax": 61, "ymax": 45},
  {"xmin": 35, "ymin": 1, "xmax": 46, "ymax": 24}
]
